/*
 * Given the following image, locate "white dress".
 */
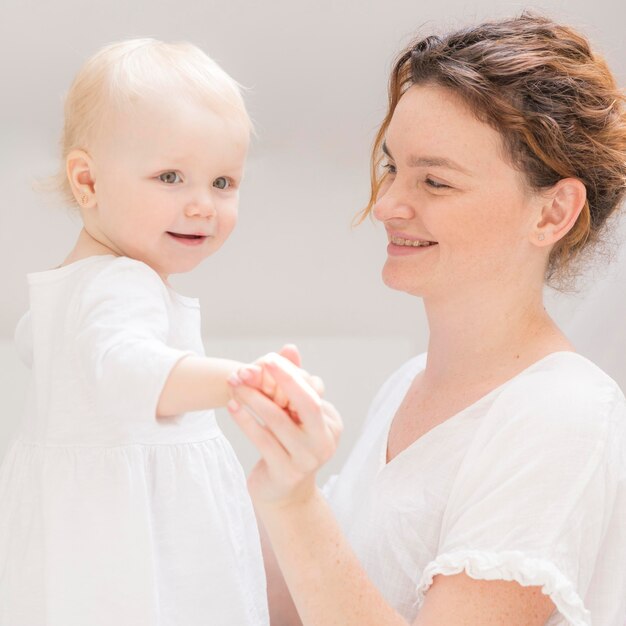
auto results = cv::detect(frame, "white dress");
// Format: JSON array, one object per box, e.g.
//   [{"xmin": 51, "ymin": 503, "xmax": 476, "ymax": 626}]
[
  {"xmin": 0, "ymin": 255, "xmax": 268, "ymax": 626},
  {"xmin": 325, "ymin": 352, "xmax": 626, "ymax": 626}
]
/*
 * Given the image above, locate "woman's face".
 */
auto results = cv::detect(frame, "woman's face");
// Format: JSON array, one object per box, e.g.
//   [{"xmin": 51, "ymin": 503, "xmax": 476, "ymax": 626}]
[{"xmin": 374, "ymin": 83, "xmax": 545, "ymax": 300}]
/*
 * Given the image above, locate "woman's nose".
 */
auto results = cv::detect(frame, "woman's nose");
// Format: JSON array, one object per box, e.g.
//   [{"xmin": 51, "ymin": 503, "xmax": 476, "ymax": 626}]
[{"xmin": 372, "ymin": 180, "xmax": 415, "ymax": 222}]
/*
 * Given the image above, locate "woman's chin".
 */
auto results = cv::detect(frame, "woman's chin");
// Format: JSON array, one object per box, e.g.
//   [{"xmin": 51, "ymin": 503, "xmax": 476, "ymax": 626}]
[{"xmin": 381, "ymin": 267, "xmax": 429, "ymax": 298}]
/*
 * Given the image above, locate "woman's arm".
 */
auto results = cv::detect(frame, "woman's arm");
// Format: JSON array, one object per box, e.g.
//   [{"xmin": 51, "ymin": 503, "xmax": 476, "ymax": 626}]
[
  {"xmin": 228, "ymin": 357, "xmax": 556, "ymax": 626},
  {"xmin": 257, "ymin": 513, "xmax": 303, "ymax": 626}
]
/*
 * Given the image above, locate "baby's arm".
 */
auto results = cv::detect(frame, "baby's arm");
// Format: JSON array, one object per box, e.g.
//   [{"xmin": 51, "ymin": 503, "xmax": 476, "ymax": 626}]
[
  {"xmin": 156, "ymin": 356, "xmax": 242, "ymax": 417},
  {"xmin": 156, "ymin": 346, "xmax": 309, "ymax": 417}
]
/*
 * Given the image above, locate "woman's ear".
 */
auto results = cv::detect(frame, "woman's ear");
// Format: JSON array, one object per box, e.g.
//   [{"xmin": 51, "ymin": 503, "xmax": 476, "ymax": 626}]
[
  {"xmin": 531, "ymin": 178, "xmax": 586, "ymax": 247},
  {"xmin": 66, "ymin": 149, "xmax": 97, "ymax": 208}
]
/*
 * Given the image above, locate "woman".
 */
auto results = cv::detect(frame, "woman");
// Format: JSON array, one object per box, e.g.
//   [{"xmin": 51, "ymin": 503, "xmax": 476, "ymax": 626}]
[{"xmin": 227, "ymin": 13, "xmax": 626, "ymax": 626}]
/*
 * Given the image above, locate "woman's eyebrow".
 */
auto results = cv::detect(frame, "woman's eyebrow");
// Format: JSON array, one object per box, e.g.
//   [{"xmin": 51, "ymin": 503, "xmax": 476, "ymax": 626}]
[{"xmin": 382, "ymin": 140, "xmax": 471, "ymax": 175}]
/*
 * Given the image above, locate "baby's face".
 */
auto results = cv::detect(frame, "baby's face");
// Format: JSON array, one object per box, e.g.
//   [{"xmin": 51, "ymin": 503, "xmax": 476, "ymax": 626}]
[{"xmin": 86, "ymin": 94, "xmax": 249, "ymax": 278}]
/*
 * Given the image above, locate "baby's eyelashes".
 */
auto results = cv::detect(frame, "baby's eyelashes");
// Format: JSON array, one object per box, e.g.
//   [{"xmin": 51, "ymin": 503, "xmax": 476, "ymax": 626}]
[
  {"xmin": 158, "ymin": 171, "xmax": 183, "ymax": 184},
  {"xmin": 155, "ymin": 172, "xmax": 236, "ymax": 189},
  {"xmin": 213, "ymin": 176, "xmax": 230, "ymax": 190}
]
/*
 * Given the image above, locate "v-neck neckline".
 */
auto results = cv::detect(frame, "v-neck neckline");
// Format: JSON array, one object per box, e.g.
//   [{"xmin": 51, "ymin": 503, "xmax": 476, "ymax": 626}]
[{"xmin": 379, "ymin": 350, "xmax": 581, "ymax": 471}]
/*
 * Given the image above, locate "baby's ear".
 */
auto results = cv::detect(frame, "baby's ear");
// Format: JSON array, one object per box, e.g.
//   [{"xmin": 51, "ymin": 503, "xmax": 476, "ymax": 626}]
[{"xmin": 66, "ymin": 149, "xmax": 97, "ymax": 208}]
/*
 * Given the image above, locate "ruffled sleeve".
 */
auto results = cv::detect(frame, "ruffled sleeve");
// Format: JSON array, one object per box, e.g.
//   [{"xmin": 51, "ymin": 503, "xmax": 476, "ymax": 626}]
[
  {"xmin": 72, "ymin": 258, "xmax": 194, "ymax": 422},
  {"xmin": 416, "ymin": 370, "xmax": 626, "ymax": 626}
]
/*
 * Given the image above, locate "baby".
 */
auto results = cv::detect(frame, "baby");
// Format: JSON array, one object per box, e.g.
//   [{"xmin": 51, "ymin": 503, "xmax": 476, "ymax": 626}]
[{"xmin": 0, "ymin": 39, "xmax": 287, "ymax": 626}]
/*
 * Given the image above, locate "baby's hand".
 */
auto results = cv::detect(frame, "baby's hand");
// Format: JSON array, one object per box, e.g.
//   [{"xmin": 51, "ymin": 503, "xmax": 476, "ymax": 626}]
[{"xmin": 228, "ymin": 345, "xmax": 324, "ymax": 421}]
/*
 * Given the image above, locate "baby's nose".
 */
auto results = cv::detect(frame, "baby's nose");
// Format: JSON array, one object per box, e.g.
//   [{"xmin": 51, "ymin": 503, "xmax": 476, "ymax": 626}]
[{"xmin": 185, "ymin": 194, "xmax": 216, "ymax": 218}]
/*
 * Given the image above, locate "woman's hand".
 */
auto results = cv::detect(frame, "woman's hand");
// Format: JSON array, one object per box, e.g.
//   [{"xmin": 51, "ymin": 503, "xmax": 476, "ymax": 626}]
[
  {"xmin": 226, "ymin": 353, "xmax": 342, "ymax": 508},
  {"xmin": 231, "ymin": 345, "xmax": 325, "ymax": 419}
]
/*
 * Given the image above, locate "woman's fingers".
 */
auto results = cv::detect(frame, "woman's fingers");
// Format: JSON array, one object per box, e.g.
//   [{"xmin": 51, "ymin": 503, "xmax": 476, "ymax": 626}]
[
  {"xmin": 278, "ymin": 344, "xmax": 302, "ymax": 368},
  {"xmin": 309, "ymin": 375, "xmax": 325, "ymax": 397},
  {"xmin": 236, "ymin": 361, "xmax": 286, "ymax": 407},
  {"xmin": 263, "ymin": 359, "xmax": 342, "ymax": 464},
  {"xmin": 237, "ymin": 350, "xmax": 325, "ymax": 406},
  {"xmin": 233, "ymin": 364, "xmax": 263, "ymax": 388},
  {"xmin": 227, "ymin": 398, "xmax": 292, "ymax": 470},
  {"xmin": 263, "ymin": 359, "xmax": 325, "ymax": 434},
  {"xmin": 230, "ymin": 385, "xmax": 319, "ymax": 466},
  {"xmin": 228, "ymin": 399, "xmax": 321, "ymax": 504},
  {"xmin": 229, "ymin": 359, "xmax": 343, "ymax": 506},
  {"xmin": 321, "ymin": 399, "xmax": 343, "ymax": 441}
]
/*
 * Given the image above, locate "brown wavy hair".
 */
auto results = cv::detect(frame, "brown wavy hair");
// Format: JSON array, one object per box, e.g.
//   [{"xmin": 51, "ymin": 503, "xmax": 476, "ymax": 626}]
[{"xmin": 361, "ymin": 13, "xmax": 626, "ymax": 285}]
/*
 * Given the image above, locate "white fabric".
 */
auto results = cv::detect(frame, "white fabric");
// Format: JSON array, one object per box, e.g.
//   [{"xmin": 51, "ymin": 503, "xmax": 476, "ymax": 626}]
[
  {"xmin": 0, "ymin": 255, "xmax": 268, "ymax": 626},
  {"xmin": 325, "ymin": 352, "xmax": 626, "ymax": 625}
]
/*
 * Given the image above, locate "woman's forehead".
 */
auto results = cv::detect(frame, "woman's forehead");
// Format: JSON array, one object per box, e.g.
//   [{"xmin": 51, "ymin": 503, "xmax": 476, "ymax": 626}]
[{"xmin": 386, "ymin": 84, "xmax": 507, "ymax": 172}]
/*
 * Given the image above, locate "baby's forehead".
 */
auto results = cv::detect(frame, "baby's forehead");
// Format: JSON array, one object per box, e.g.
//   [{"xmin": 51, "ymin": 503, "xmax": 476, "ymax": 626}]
[
  {"xmin": 104, "ymin": 90, "xmax": 249, "ymax": 136},
  {"xmin": 92, "ymin": 92, "xmax": 249, "ymax": 162}
]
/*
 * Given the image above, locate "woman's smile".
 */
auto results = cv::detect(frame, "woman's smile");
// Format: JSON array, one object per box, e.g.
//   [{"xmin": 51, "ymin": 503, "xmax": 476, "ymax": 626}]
[{"xmin": 387, "ymin": 234, "xmax": 439, "ymax": 256}]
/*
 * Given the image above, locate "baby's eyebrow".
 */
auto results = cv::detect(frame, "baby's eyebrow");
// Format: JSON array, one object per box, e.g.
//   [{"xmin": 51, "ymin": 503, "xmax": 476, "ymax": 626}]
[
  {"xmin": 382, "ymin": 141, "xmax": 471, "ymax": 175},
  {"xmin": 159, "ymin": 155, "xmax": 188, "ymax": 164}
]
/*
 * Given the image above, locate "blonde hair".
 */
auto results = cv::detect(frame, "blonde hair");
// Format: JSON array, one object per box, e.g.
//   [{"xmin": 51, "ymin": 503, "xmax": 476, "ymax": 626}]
[{"xmin": 55, "ymin": 38, "xmax": 251, "ymax": 206}]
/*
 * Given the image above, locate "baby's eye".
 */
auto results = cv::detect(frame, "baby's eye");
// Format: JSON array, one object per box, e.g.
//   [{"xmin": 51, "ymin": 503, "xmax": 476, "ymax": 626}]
[
  {"xmin": 159, "ymin": 171, "xmax": 182, "ymax": 184},
  {"xmin": 213, "ymin": 177, "xmax": 231, "ymax": 190}
]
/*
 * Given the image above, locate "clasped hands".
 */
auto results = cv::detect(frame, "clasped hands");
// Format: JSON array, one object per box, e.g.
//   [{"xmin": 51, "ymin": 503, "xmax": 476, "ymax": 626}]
[{"xmin": 226, "ymin": 345, "xmax": 342, "ymax": 509}]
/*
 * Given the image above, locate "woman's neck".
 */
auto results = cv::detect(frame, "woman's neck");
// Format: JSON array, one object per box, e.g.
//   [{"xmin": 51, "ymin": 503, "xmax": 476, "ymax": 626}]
[{"xmin": 421, "ymin": 281, "xmax": 574, "ymax": 389}]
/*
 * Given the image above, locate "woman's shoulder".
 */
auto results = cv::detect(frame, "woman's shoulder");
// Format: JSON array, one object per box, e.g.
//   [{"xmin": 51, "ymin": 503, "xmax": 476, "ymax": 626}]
[
  {"xmin": 376, "ymin": 353, "xmax": 426, "ymax": 399},
  {"xmin": 492, "ymin": 351, "xmax": 625, "ymax": 434},
  {"xmin": 362, "ymin": 353, "xmax": 427, "ymax": 430}
]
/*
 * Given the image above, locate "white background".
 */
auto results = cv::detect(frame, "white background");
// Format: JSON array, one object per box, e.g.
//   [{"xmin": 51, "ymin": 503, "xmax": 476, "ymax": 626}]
[{"xmin": 0, "ymin": 0, "xmax": 624, "ymax": 479}]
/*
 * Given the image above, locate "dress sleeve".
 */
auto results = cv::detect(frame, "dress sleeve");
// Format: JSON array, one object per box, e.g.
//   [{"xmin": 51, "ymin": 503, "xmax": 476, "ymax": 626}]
[
  {"xmin": 72, "ymin": 259, "xmax": 194, "ymax": 421},
  {"xmin": 416, "ymin": 374, "xmax": 626, "ymax": 626}
]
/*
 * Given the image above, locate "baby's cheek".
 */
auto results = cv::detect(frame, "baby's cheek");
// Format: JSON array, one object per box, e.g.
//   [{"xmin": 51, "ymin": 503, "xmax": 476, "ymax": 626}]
[{"xmin": 221, "ymin": 206, "xmax": 239, "ymax": 237}]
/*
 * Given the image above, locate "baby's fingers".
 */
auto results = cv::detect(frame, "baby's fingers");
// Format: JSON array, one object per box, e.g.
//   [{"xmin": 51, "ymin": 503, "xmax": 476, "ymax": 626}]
[
  {"xmin": 235, "ymin": 364, "xmax": 278, "ymax": 400},
  {"xmin": 259, "ymin": 353, "xmax": 326, "ymax": 399},
  {"xmin": 231, "ymin": 364, "xmax": 263, "ymax": 390}
]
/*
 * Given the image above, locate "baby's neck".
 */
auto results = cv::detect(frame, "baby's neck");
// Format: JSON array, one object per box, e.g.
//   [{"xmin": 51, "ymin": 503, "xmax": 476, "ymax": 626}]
[{"xmin": 62, "ymin": 227, "xmax": 119, "ymax": 268}]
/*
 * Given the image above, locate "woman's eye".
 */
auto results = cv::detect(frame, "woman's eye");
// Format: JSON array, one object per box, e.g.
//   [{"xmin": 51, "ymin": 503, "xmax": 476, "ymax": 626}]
[
  {"xmin": 425, "ymin": 177, "xmax": 450, "ymax": 190},
  {"xmin": 159, "ymin": 171, "xmax": 182, "ymax": 184},
  {"xmin": 213, "ymin": 177, "xmax": 230, "ymax": 190},
  {"xmin": 382, "ymin": 162, "xmax": 397, "ymax": 175}
]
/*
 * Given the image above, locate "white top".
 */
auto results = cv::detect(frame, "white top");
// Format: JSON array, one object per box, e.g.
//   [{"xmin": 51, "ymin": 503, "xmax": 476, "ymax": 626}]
[
  {"xmin": 0, "ymin": 255, "xmax": 268, "ymax": 626},
  {"xmin": 325, "ymin": 352, "xmax": 626, "ymax": 626}
]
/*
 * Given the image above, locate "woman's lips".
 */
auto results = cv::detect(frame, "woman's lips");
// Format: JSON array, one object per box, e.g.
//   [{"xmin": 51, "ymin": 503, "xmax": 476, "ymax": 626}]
[{"xmin": 387, "ymin": 241, "xmax": 439, "ymax": 256}]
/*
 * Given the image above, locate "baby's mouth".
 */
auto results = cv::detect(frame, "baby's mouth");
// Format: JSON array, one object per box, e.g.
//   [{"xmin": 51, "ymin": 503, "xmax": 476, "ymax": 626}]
[{"xmin": 167, "ymin": 232, "xmax": 206, "ymax": 240}]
